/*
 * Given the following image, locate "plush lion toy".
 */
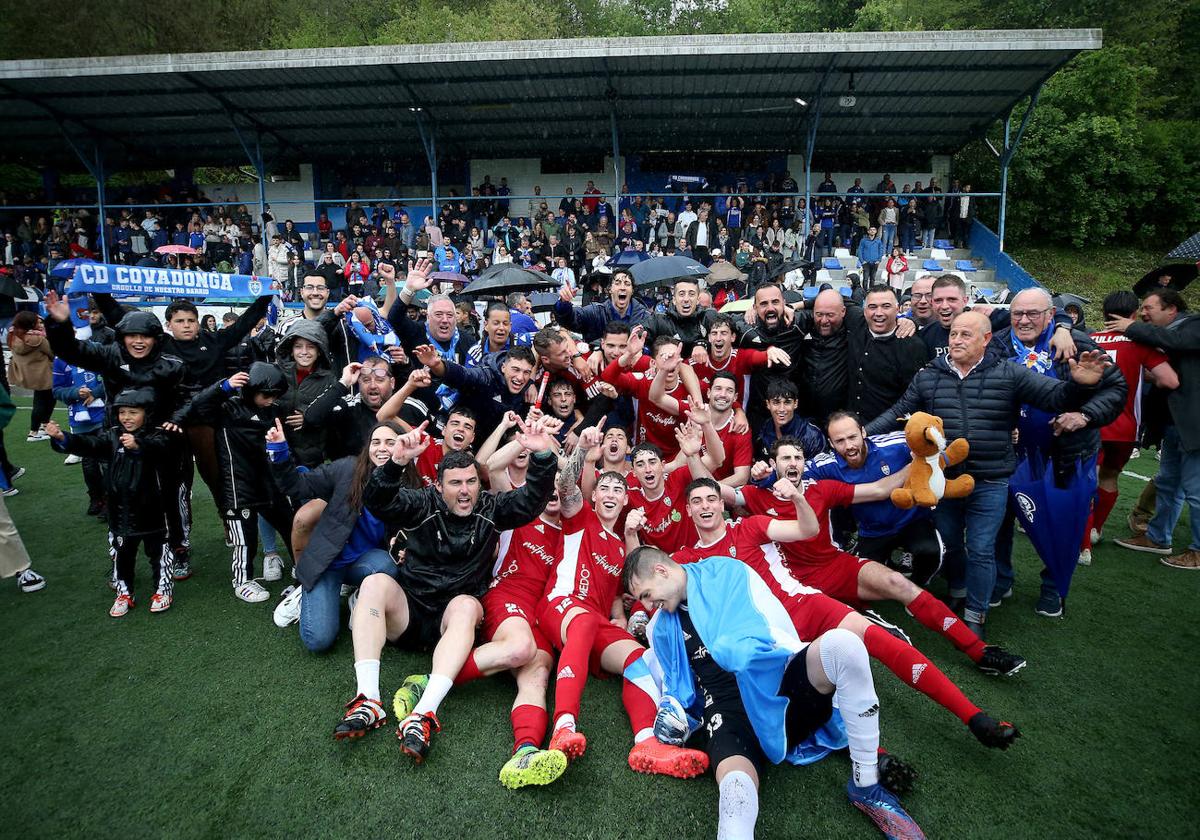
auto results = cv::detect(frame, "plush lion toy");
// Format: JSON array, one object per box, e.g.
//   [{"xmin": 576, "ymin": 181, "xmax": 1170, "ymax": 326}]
[{"xmin": 891, "ymin": 412, "xmax": 975, "ymax": 509}]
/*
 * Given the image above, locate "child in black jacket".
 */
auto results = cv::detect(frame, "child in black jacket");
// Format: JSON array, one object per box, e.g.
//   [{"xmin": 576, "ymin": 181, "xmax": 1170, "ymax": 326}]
[{"xmin": 47, "ymin": 388, "xmax": 175, "ymax": 618}]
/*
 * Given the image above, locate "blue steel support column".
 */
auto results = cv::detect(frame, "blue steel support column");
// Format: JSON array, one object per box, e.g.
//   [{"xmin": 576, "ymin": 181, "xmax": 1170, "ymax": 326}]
[
  {"xmin": 229, "ymin": 115, "xmax": 269, "ymax": 253},
  {"xmin": 57, "ymin": 125, "xmax": 110, "ymax": 263},
  {"xmin": 997, "ymin": 81, "xmax": 1044, "ymax": 253},
  {"xmin": 415, "ymin": 112, "xmax": 438, "ymax": 219},
  {"xmin": 610, "ymin": 108, "xmax": 621, "ymax": 217},
  {"xmin": 802, "ymin": 104, "xmax": 822, "ymax": 238}
]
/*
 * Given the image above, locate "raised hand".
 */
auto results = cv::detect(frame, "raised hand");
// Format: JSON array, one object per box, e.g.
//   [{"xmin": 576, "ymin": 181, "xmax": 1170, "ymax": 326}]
[
  {"xmin": 596, "ymin": 381, "xmax": 618, "ymax": 399},
  {"xmin": 624, "ymin": 506, "xmax": 647, "ymax": 535},
  {"xmin": 334, "ymin": 295, "xmax": 359, "ymax": 316},
  {"xmin": 44, "ymin": 290, "xmax": 71, "ymax": 323},
  {"xmin": 227, "ymin": 371, "xmax": 250, "ymax": 390},
  {"xmin": 1068, "ymin": 349, "xmax": 1112, "ymax": 386},
  {"xmin": 407, "ymin": 367, "xmax": 432, "ymax": 389},
  {"xmin": 772, "ymin": 477, "xmax": 800, "ymax": 502},
  {"xmin": 685, "ymin": 401, "xmax": 711, "ymax": 427},
  {"xmin": 413, "ymin": 344, "xmax": 440, "ymax": 368},
  {"xmin": 44, "ymin": 420, "xmax": 64, "ymax": 441},
  {"xmin": 690, "ymin": 345, "xmax": 710, "ymax": 366},
  {"xmin": 391, "ymin": 420, "xmax": 431, "ymax": 464},
  {"xmin": 577, "ymin": 417, "xmax": 606, "ymax": 451},
  {"xmin": 266, "ymin": 417, "xmax": 287, "ymax": 444},
  {"xmin": 377, "ymin": 261, "xmax": 397, "ymax": 285},
  {"xmin": 340, "ymin": 362, "xmax": 362, "ymax": 389},
  {"xmin": 515, "ymin": 416, "xmax": 555, "ymax": 452},
  {"xmin": 559, "ymin": 283, "xmax": 576, "ymax": 304},
  {"xmin": 386, "ymin": 345, "xmax": 408, "ymax": 365},
  {"xmin": 623, "ymin": 326, "xmax": 647, "ymax": 364},
  {"xmin": 406, "ymin": 257, "xmax": 436, "ymax": 291},
  {"xmin": 675, "ymin": 420, "xmax": 703, "ymax": 458},
  {"xmin": 750, "ymin": 460, "xmax": 772, "ymax": 482}
]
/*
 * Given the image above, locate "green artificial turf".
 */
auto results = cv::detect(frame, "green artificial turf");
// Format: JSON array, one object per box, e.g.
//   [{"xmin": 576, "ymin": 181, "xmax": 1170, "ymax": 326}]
[{"xmin": 2, "ymin": 408, "xmax": 1197, "ymax": 839}]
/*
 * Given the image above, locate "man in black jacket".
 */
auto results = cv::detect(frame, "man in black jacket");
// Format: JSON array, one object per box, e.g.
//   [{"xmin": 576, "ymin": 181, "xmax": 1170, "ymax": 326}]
[
  {"xmin": 736, "ymin": 283, "xmax": 807, "ymax": 429},
  {"xmin": 333, "ymin": 417, "xmax": 558, "ymax": 762},
  {"xmin": 866, "ymin": 311, "xmax": 1114, "ymax": 638},
  {"xmin": 989, "ymin": 288, "xmax": 1126, "ymax": 616},
  {"xmin": 848, "ymin": 286, "xmax": 931, "ymax": 422},
  {"xmin": 639, "ymin": 277, "xmax": 717, "ymax": 360}
]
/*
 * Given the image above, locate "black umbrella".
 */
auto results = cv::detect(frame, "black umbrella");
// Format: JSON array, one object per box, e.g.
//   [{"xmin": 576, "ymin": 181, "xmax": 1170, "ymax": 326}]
[
  {"xmin": 768, "ymin": 259, "xmax": 813, "ymax": 283},
  {"xmin": 628, "ymin": 255, "xmax": 709, "ymax": 288},
  {"xmin": 1165, "ymin": 232, "xmax": 1200, "ymax": 261},
  {"xmin": 0, "ymin": 269, "xmax": 22, "ymax": 299},
  {"xmin": 460, "ymin": 263, "xmax": 558, "ymax": 297},
  {"xmin": 1134, "ymin": 262, "xmax": 1198, "ymax": 298},
  {"xmin": 528, "ymin": 291, "xmax": 559, "ymax": 313}
]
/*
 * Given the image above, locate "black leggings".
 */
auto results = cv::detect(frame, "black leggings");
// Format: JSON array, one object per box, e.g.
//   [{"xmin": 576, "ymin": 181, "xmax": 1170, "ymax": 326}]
[
  {"xmin": 30, "ymin": 389, "xmax": 53, "ymax": 431},
  {"xmin": 112, "ymin": 531, "xmax": 172, "ymax": 598}
]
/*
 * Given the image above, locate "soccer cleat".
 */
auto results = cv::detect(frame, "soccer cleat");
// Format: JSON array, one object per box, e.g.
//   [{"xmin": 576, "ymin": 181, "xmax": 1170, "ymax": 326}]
[
  {"xmin": 627, "ymin": 738, "xmax": 709, "ymax": 778},
  {"xmin": 498, "ymin": 745, "xmax": 568, "ymax": 790},
  {"xmin": 1077, "ymin": 548, "xmax": 1092, "ymax": 567},
  {"xmin": 1, "ymin": 486, "xmax": 19, "ymax": 498},
  {"xmin": 63, "ymin": 454, "xmax": 83, "ymax": 465},
  {"xmin": 392, "ymin": 674, "xmax": 430, "ymax": 721},
  {"xmin": 877, "ymin": 750, "xmax": 917, "ymax": 795},
  {"xmin": 1090, "ymin": 527, "xmax": 1102, "ymax": 545},
  {"xmin": 1114, "ymin": 534, "xmax": 1170, "ymax": 555},
  {"xmin": 862, "ymin": 609, "xmax": 912, "ymax": 644},
  {"xmin": 149, "ymin": 590, "xmax": 173, "ymax": 613},
  {"xmin": 548, "ymin": 726, "xmax": 588, "ymax": 762},
  {"xmin": 109, "ymin": 593, "xmax": 135, "ymax": 618},
  {"xmin": 968, "ymin": 712, "xmax": 1021, "ymax": 750},
  {"xmin": 26, "ymin": 430, "xmax": 49, "ymax": 442},
  {"xmin": 847, "ymin": 780, "xmax": 926, "ymax": 840},
  {"xmin": 976, "ymin": 645, "xmax": 1026, "ymax": 677},
  {"xmin": 16, "ymin": 569, "xmax": 45, "ymax": 593},
  {"xmin": 1162, "ymin": 549, "xmax": 1200, "ymax": 571},
  {"xmin": 397, "ymin": 711, "xmax": 441, "ymax": 763},
  {"xmin": 273, "ymin": 585, "xmax": 303, "ymax": 627},
  {"xmin": 234, "ymin": 580, "xmax": 270, "ymax": 603},
  {"xmin": 334, "ymin": 693, "xmax": 387, "ymax": 740},
  {"xmin": 9, "ymin": 467, "xmax": 25, "ymax": 481},
  {"xmin": 1035, "ymin": 592, "xmax": 1064, "ymax": 618},
  {"xmin": 262, "ymin": 552, "xmax": 284, "ymax": 582},
  {"xmin": 172, "ymin": 553, "xmax": 193, "ymax": 581}
]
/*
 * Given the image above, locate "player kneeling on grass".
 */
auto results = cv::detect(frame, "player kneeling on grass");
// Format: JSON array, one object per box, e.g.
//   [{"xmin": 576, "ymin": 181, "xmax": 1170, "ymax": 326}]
[
  {"xmin": 537, "ymin": 436, "xmax": 709, "ymax": 779},
  {"xmin": 334, "ymin": 417, "xmax": 559, "ymax": 763},
  {"xmin": 623, "ymin": 548, "xmax": 926, "ymax": 840},
  {"xmin": 47, "ymin": 388, "xmax": 176, "ymax": 617}
]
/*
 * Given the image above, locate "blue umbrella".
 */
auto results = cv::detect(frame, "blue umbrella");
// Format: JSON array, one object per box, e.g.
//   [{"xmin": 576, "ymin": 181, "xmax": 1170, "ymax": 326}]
[
  {"xmin": 1009, "ymin": 451, "xmax": 1097, "ymax": 601},
  {"xmin": 606, "ymin": 251, "xmax": 651, "ymax": 269},
  {"xmin": 49, "ymin": 257, "xmax": 98, "ymax": 279}
]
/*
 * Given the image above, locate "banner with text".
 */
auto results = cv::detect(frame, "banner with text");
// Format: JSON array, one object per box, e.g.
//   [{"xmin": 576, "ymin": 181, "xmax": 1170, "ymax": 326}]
[{"xmin": 68, "ymin": 263, "xmax": 275, "ymax": 299}]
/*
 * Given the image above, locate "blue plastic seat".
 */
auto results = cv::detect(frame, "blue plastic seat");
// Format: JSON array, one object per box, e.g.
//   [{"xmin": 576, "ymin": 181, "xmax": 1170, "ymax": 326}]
[
  {"xmin": 955, "ymin": 260, "xmax": 977, "ymax": 272},
  {"xmin": 922, "ymin": 259, "xmax": 942, "ymax": 271}
]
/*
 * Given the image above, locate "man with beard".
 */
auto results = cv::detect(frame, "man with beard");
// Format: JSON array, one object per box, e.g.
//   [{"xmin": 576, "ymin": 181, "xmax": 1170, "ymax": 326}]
[
  {"xmin": 640, "ymin": 277, "xmax": 718, "ymax": 361},
  {"xmin": 337, "ymin": 418, "xmax": 559, "ymax": 762},
  {"xmin": 305, "ymin": 356, "xmax": 400, "ymax": 460},
  {"xmin": 554, "ymin": 270, "xmax": 649, "ymax": 344},
  {"xmin": 847, "ymin": 286, "xmax": 930, "ymax": 423},
  {"xmin": 736, "ymin": 283, "xmax": 807, "ymax": 429}
]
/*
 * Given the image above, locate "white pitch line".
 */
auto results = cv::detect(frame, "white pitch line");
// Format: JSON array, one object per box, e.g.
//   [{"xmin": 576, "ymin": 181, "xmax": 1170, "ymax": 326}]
[{"xmin": 1121, "ymin": 470, "xmax": 1152, "ymax": 483}]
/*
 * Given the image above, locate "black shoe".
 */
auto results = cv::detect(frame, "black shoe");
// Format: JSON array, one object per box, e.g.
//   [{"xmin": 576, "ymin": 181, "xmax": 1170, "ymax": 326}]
[
  {"xmin": 877, "ymin": 750, "xmax": 917, "ymax": 795},
  {"xmin": 334, "ymin": 694, "xmax": 387, "ymax": 740},
  {"xmin": 1035, "ymin": 591, "xmax": 1063, "ymax": 618},
  {"xmin": 861, "ymin": 609, "xmax": 912, "ymax": 644},
  {"xmin": 968, "ymin": 712, "xmax": 1020, "ymax": 750},
  {"xmin": 976, "ymin": 645, "xmax": 1026, "ymax": 677},
  {"xmin": 86, "ymin": 499, "xmax": 104, "ymax": 517},
  {"xmin": 964, "ymin": 618, "xmax": 985, "ymax": 639}
]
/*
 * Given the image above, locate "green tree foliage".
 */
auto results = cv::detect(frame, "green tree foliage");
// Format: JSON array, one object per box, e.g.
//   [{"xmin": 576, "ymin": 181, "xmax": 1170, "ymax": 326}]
[{"xmin": 0, "ymin": 0, "xmax": 1195, "ymax": 248}]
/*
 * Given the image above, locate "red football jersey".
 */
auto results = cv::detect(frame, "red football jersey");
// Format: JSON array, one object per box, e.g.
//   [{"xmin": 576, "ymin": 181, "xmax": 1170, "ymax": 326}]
[
  {"xmin": 711, "ymin": 413, "xmax": 753, "ymax": 482},
  {"xmin": 739, "ymin": 481, "xmax": 856, "ymax": 573},
  {"xmin": 416, "ymin": 443, "xmax": 447, "ymax": 487},
  {"xmin": 542, "ymin": 504, "xmax": 626, "ymax": 616},
  {"xmin": 490, "ymin": 516, "xmax": 563, "ymax": 604},
  {"xmin": 1090, "ymin": 329, "xmax": 1170, "ymax": 443},
  {"xmin": 601, "ymin": 359, "xmax": 689, "ymax": 459},
  {"xmin": 627, "ymin": 465, "xmax": 696, "ymax": 552},
  {"xmin": 672, "ymin": 515, "xmax": 823, "ymax": 602},
  {"xmin": 691, "ymin": 348, "xmax": 769, "ymax": 405}
]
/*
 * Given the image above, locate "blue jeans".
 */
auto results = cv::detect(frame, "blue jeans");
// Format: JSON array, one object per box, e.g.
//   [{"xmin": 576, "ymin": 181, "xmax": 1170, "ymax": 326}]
[
  {"xmin": 882, "ymin": 223, "xmax": 897, "ymax": 252},
  {"xmin": 922, "ymin": 228, "xmax": 936, "ymax": 249},
  {"xmin": 935, "ymin": 478, "xmax": 1010, "ymax": 623},
  {"xmin": 258, "ymin": 515, "xmax": 277, "ymax": 555},
  {"xmin": 1148, "ymin": 426, "xmax": 1200, "ymax": 551},
  {"xmin": 299, "ymin": 548, "xmax": 399, "ymax": 653}
]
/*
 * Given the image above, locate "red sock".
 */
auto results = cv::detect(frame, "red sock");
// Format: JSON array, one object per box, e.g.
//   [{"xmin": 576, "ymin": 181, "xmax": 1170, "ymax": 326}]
[
  {"xmin": 552, "ymin": 611, "xmax": 599, "ymax": 726},
  {"xmin": 620, "ymin": 649, "xmax": 656, "ymax": 739},
  {"xmin": 1093, "ymin": 488, "xmax": 1119, "ymax": 534},
  {"xmin": 454, "ymin": 650, "xmax": 484, "ymax": 686},
  {"xmin": 864, "ymin": 626, "xmax": 981, "ymax": 725},
  {"xmin": 511, "ymin": 704, "xmax": 548, "ymax": 752},
  {"xmin": 907, "ymin": 590, "xmax": 986, "ymax": 661}
]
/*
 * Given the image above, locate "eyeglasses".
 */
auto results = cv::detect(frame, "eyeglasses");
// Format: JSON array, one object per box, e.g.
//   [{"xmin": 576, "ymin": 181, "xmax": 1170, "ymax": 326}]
[
  {"xmin": 360, "ymin": 369, "xmax": 392, "ymax": 381},
  {"xmin": 300, "ymin": 285, "xmax": 327, "ymax": 292},
  {"xmin": 911, "ymin": 292, "xmax": 932, "ymax": 300},
  {"xmin": 1011, "ymin": 307, "xmax": 1052, "ymax": 321}
]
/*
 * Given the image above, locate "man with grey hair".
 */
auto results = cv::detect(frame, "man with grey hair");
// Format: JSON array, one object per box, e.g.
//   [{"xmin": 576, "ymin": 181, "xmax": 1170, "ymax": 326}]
[
  {"xmin": 389, "ymin": 259, "xmax": 471, "ymax": 419},
  {"xmin": 906, "ymin": 273, "xmax": 938, "ymax": 328},
  {"xmin": 988, "ymin": 287, "xmax": 1125, "ymax": 617},
  {"xmin": 507, "ymin": 292, "xmax": 539, "ymax": 335}
]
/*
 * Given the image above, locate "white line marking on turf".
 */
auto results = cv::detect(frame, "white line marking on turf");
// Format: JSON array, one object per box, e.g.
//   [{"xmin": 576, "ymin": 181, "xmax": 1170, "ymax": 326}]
[{"xmin": 1121, "ymin": 470, "xmax": 1151, "ymax": 483}]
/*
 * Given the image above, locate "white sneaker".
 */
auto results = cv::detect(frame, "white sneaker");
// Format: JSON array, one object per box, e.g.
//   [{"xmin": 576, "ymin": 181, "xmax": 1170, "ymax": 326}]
[
  {"xmin": 262, "ymin": 552, "xmax": 284, "ymax": 582},
  {"xmin": 1077, "ymin": 548, "xmax": 1092, "ymax": 566},
  {"xmin": 273, "ymin": 584, "xmax": 303, "ymax": 627},
  {"xmin": 234, "ymin": 580, "xmax": 270, "ymax": 603},
  {"xmin": 348, "ymin": 589, "xmax": 359, "ymax": 630},
  {"xmin": 17, "ymin": 568, "xmax": 45, "ymax": 593},
  {"xmin": 26, "ymin": 431, "xmax": 48, "ymax": 442},
  {"xmin": 1089, "ymin": 528, "xmax": 1101, "ymax": 545},
  {"xmin": 63, "ymin": 454, "xmax": 83, "ymax": 465},
  {"xmin": 1, "ymin": 486, "xmax": 18, "ymax": 498}
]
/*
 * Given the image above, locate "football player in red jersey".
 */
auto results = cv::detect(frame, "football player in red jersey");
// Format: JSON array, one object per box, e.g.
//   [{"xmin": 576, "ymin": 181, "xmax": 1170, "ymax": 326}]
[
  {"xmin": 651, "ymin": 369, "xmax": 752, "ymax": 486},
  {"xmin": 690, "ymin": 314, "xmax": 791, "ymax": 405},
  {"xmin": 538, "ymin": 425, "xmax": 709, "ymax": 778},
  {"xmin": 414, "ymin": 405, "xmax": 477, "ymax": 486},
  {"xmin": 624, "ymin": 418, "xmax": 717, "ymax": 553}
]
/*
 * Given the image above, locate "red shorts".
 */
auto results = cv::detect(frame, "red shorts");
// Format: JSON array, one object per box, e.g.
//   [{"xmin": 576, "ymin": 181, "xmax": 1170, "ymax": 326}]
[
  {"xmin": 1098, "ymin": 441, "xmax": 1137, "ymax": 472},
  {"xmin": 784, "ymin": 592, "xmax": 854, "ymax": 641},
  {"xmin": 481, "ymin": 587, "xmax": 553, "ymax": 656},
  {"xmin": 787, "ymin": 553, "xmax": 870, "ymax": 607},
  {"xmin": 538, "ymin": 595, "xmax": 639, "ymax": 676}
]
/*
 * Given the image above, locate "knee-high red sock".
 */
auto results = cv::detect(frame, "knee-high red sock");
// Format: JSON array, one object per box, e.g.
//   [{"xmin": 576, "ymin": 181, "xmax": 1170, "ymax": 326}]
[
  {"xmin": 620, "ymin": 649, "xmax": 656, "ymax": 742},
  {"xmin": 454, "ymin": 650, "xmax": 484, "ymax": 686},
  {"xmin": 1093, "ymin": 488, "xmax": 1119, "ymax": 534},
  {"xmin": 907, "ymin": 590, "xmax": 986, "ymax": 661},
  {"xmin": 552, "ymin": 611, "xmax": 599, "ymax": 728},
  {"xmin": 864, "ymin": 626, "xmax": 981, "ymax": 725},
  {"xmin": 511, "ymin": 704, "xmax": 548, "ymax": 752}
]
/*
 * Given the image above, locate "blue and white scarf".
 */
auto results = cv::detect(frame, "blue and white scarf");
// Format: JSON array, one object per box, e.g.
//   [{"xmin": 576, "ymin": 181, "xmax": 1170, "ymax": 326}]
[{"xmin": 428, "ymin": 326, "xmax": 461, "ymax": 411}]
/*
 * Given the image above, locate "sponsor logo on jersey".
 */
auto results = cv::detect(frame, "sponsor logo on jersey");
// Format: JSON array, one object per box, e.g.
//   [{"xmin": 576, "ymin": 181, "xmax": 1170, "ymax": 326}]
[{"xmin": 592, "ymin": 552, "xmax": 623, "ymax": 577}]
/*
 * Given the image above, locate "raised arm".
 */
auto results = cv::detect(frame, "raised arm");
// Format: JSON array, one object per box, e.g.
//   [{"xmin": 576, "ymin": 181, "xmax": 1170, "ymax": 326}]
[
  {"xmin": 762, "ymin": 478, "xmax": 820, "ymax": 542},
  {"xmin": 362, "ymin": 422, "xmax": 434, "ymax": 527},
  {"xmin": 376, "ymin": 367, "xmax": 431, "ymax": 426},
  {"xmin": 494, "ymin": 423, "xmax": 562, "ymax": 530}
]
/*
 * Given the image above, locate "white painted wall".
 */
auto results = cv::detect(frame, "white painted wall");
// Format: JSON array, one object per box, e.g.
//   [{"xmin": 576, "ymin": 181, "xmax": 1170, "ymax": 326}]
[
  {"xmin": 467, "ymin": 157, "xmax": 625, "ymax": 209},
  {"xmin": 198, "ymin": 164, "xmax": 317, "ymax": 224}
]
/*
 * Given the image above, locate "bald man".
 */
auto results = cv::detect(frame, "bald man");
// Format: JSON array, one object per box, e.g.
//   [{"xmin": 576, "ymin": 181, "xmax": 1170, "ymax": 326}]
[{"xmin": 866, "ymin": 310, "xmax": 1114, "ymax": 638}]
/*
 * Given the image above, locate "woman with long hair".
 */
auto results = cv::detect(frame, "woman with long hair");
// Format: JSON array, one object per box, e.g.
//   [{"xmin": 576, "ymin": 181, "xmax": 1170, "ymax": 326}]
[{"xmin": 267, "ymin": 420, "xmax": 418, "ymax": 652}]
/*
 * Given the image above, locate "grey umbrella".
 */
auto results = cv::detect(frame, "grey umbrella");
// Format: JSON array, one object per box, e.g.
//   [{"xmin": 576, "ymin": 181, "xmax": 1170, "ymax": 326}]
[
  {"xmin": 460, "ymin": 263, "xmax": 558, "ymax": 297},
  {"xmin": 628, "ymin": 255, "xmax": 710, "ymax": 288}
]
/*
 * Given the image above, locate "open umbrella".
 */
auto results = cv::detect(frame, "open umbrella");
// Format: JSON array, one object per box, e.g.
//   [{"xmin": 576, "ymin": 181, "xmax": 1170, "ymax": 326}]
[
  {"xmin": 706, "ymin": 261, "xmax": 748, "ymax": 284},
  {"xmin": 460, "ymin": 263, "xmax": 558, "ymax": 297},
  {"xmin": 628, "ymin": 255, "xmax": 709, "ymax": 288},
  {"xmin": 606, "ymin": 251, "xmax": 651, "ymax": 269},
  {"xmin": 49, "ymin": 257, "xmax": 98, "ymax": 279},
  {"xmin": 155, "ymin": 244, "xmax": 198, "ymax": 255},
  {"xmin": 1165, "ymin": 231, "xmax": 1200, "ymax": 261},
  {"xmin": 1009, "ymin": 451, "xmax": 1097, "ymax": 603},
  {"xmin": 1134, "ymin": 262, "xmax": 1198, "ymax": 297},
  {"xmin": 528, "ymin": 291, "xmax": 559, "ymax": 313},
  {"xmin": 431, "ymin": 271, "xmax": 469, "ymax": 286}
]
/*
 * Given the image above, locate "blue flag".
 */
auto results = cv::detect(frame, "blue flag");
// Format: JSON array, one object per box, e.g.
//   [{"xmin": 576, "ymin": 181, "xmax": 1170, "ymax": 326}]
[{"xmin": 68, "ymin": 262, "xmax": 275, "ymax": 299}]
